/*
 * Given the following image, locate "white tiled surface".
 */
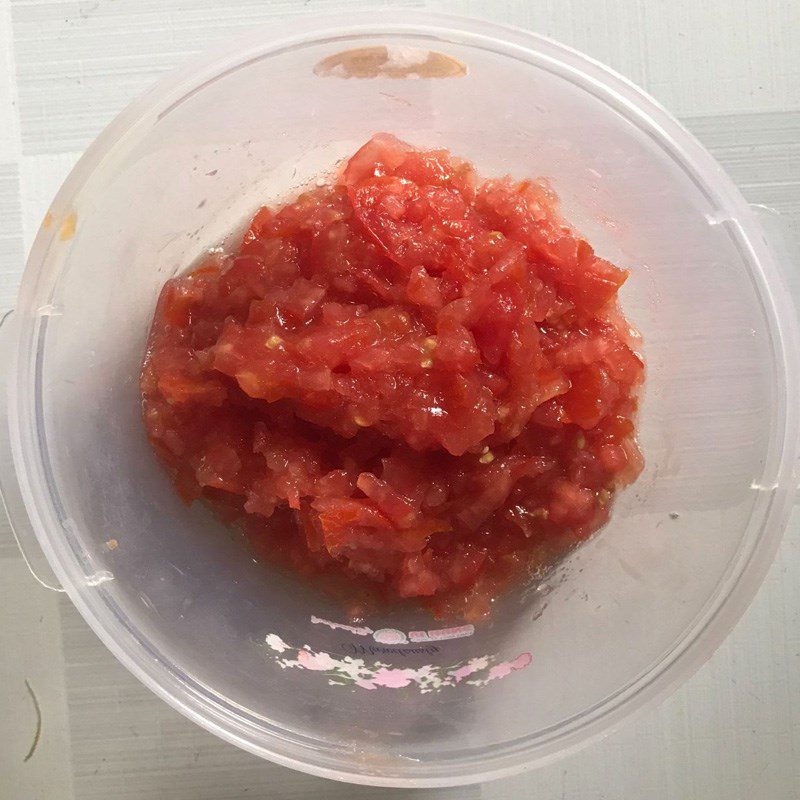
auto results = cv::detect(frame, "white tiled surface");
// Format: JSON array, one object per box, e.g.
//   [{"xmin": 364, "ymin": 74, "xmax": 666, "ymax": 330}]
[{"xmin": 0, "ymin": 1, "xmax": 798, "ymax": 798}]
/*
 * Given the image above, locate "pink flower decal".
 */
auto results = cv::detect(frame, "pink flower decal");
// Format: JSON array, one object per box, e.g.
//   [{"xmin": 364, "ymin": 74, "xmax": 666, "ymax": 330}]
[
  {"xmin": 477, "ymin": 652, "xmax": 533, "ymax": 685},
  {"xmin": 449, "ymin": 656, "xmax": 489, "ymax": 683},
  {"xmin": 297, "ymin": 649, "xmax": 337, "ymax": 671},
  {"xmin": 372, "ymin": 667, "xmax": 417, "ymax": 688},
  {"xmin": 265, "ymin": 634, "xmax": 289, "ymax": 653},
  {"xmin": 265, "ymin": 633, "xmax": 532, "ymax": 693}
]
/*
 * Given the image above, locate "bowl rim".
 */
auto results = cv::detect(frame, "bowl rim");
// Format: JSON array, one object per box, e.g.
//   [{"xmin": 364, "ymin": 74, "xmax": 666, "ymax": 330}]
[{"xmin": 10, "ymin": 8, "xmax": 800, "ymax": 787}]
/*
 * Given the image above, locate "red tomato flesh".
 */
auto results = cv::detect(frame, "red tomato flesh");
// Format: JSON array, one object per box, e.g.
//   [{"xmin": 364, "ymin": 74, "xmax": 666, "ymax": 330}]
[{"xmin": 141, "ymin": 134, "xmax": 644, "ymax": 621}]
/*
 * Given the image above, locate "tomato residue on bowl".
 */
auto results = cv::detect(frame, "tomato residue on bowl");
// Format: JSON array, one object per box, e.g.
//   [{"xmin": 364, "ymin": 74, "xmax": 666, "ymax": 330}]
[{"xmin": 141, "ymin": 134, "xmax": 644, "ymax": 620}]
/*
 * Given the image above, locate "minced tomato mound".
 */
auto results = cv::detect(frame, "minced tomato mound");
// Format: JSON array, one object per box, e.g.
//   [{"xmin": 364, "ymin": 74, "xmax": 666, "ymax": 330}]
[{"xmin": 141, "ymin": 135, "xmax": 644, "ymax": 620}]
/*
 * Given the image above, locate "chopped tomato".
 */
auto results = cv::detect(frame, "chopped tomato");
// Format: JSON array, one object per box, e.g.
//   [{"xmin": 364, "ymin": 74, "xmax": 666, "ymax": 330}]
[{"xmin": 141, "ymin": 135, "xmax": 643, "ymax": 620}]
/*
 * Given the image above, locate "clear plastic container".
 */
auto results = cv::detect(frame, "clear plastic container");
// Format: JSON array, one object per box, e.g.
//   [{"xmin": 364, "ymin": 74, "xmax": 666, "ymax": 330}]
[{"xmin": 1, "ymin": 11, "xmax": 798, "ymax": 788}]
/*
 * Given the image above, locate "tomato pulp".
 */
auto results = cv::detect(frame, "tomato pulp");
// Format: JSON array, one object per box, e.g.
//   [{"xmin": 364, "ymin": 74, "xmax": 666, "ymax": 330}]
[{"xmin": 141, "ymin": 135, "xmax": 644, "ymax": 620}]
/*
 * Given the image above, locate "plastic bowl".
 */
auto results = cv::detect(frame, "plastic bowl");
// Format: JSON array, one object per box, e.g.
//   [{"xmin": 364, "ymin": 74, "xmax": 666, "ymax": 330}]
[{"xmin": 2, "ymin": 10, "xmax": 798, "ymax": 788}]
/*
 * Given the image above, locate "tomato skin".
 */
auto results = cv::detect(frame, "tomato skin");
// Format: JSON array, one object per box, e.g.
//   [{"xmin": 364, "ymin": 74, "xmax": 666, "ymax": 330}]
[
  {"xmin": 141, "ymin": 135, "xmax": 643, "ymax": 619},
  {"xmin": 343, "ymin": 133, "xmax": 414, "ymax": 185},
  {"xmin": 562, "ymin": 364, "xmax": 620, "ymax": 430}
]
